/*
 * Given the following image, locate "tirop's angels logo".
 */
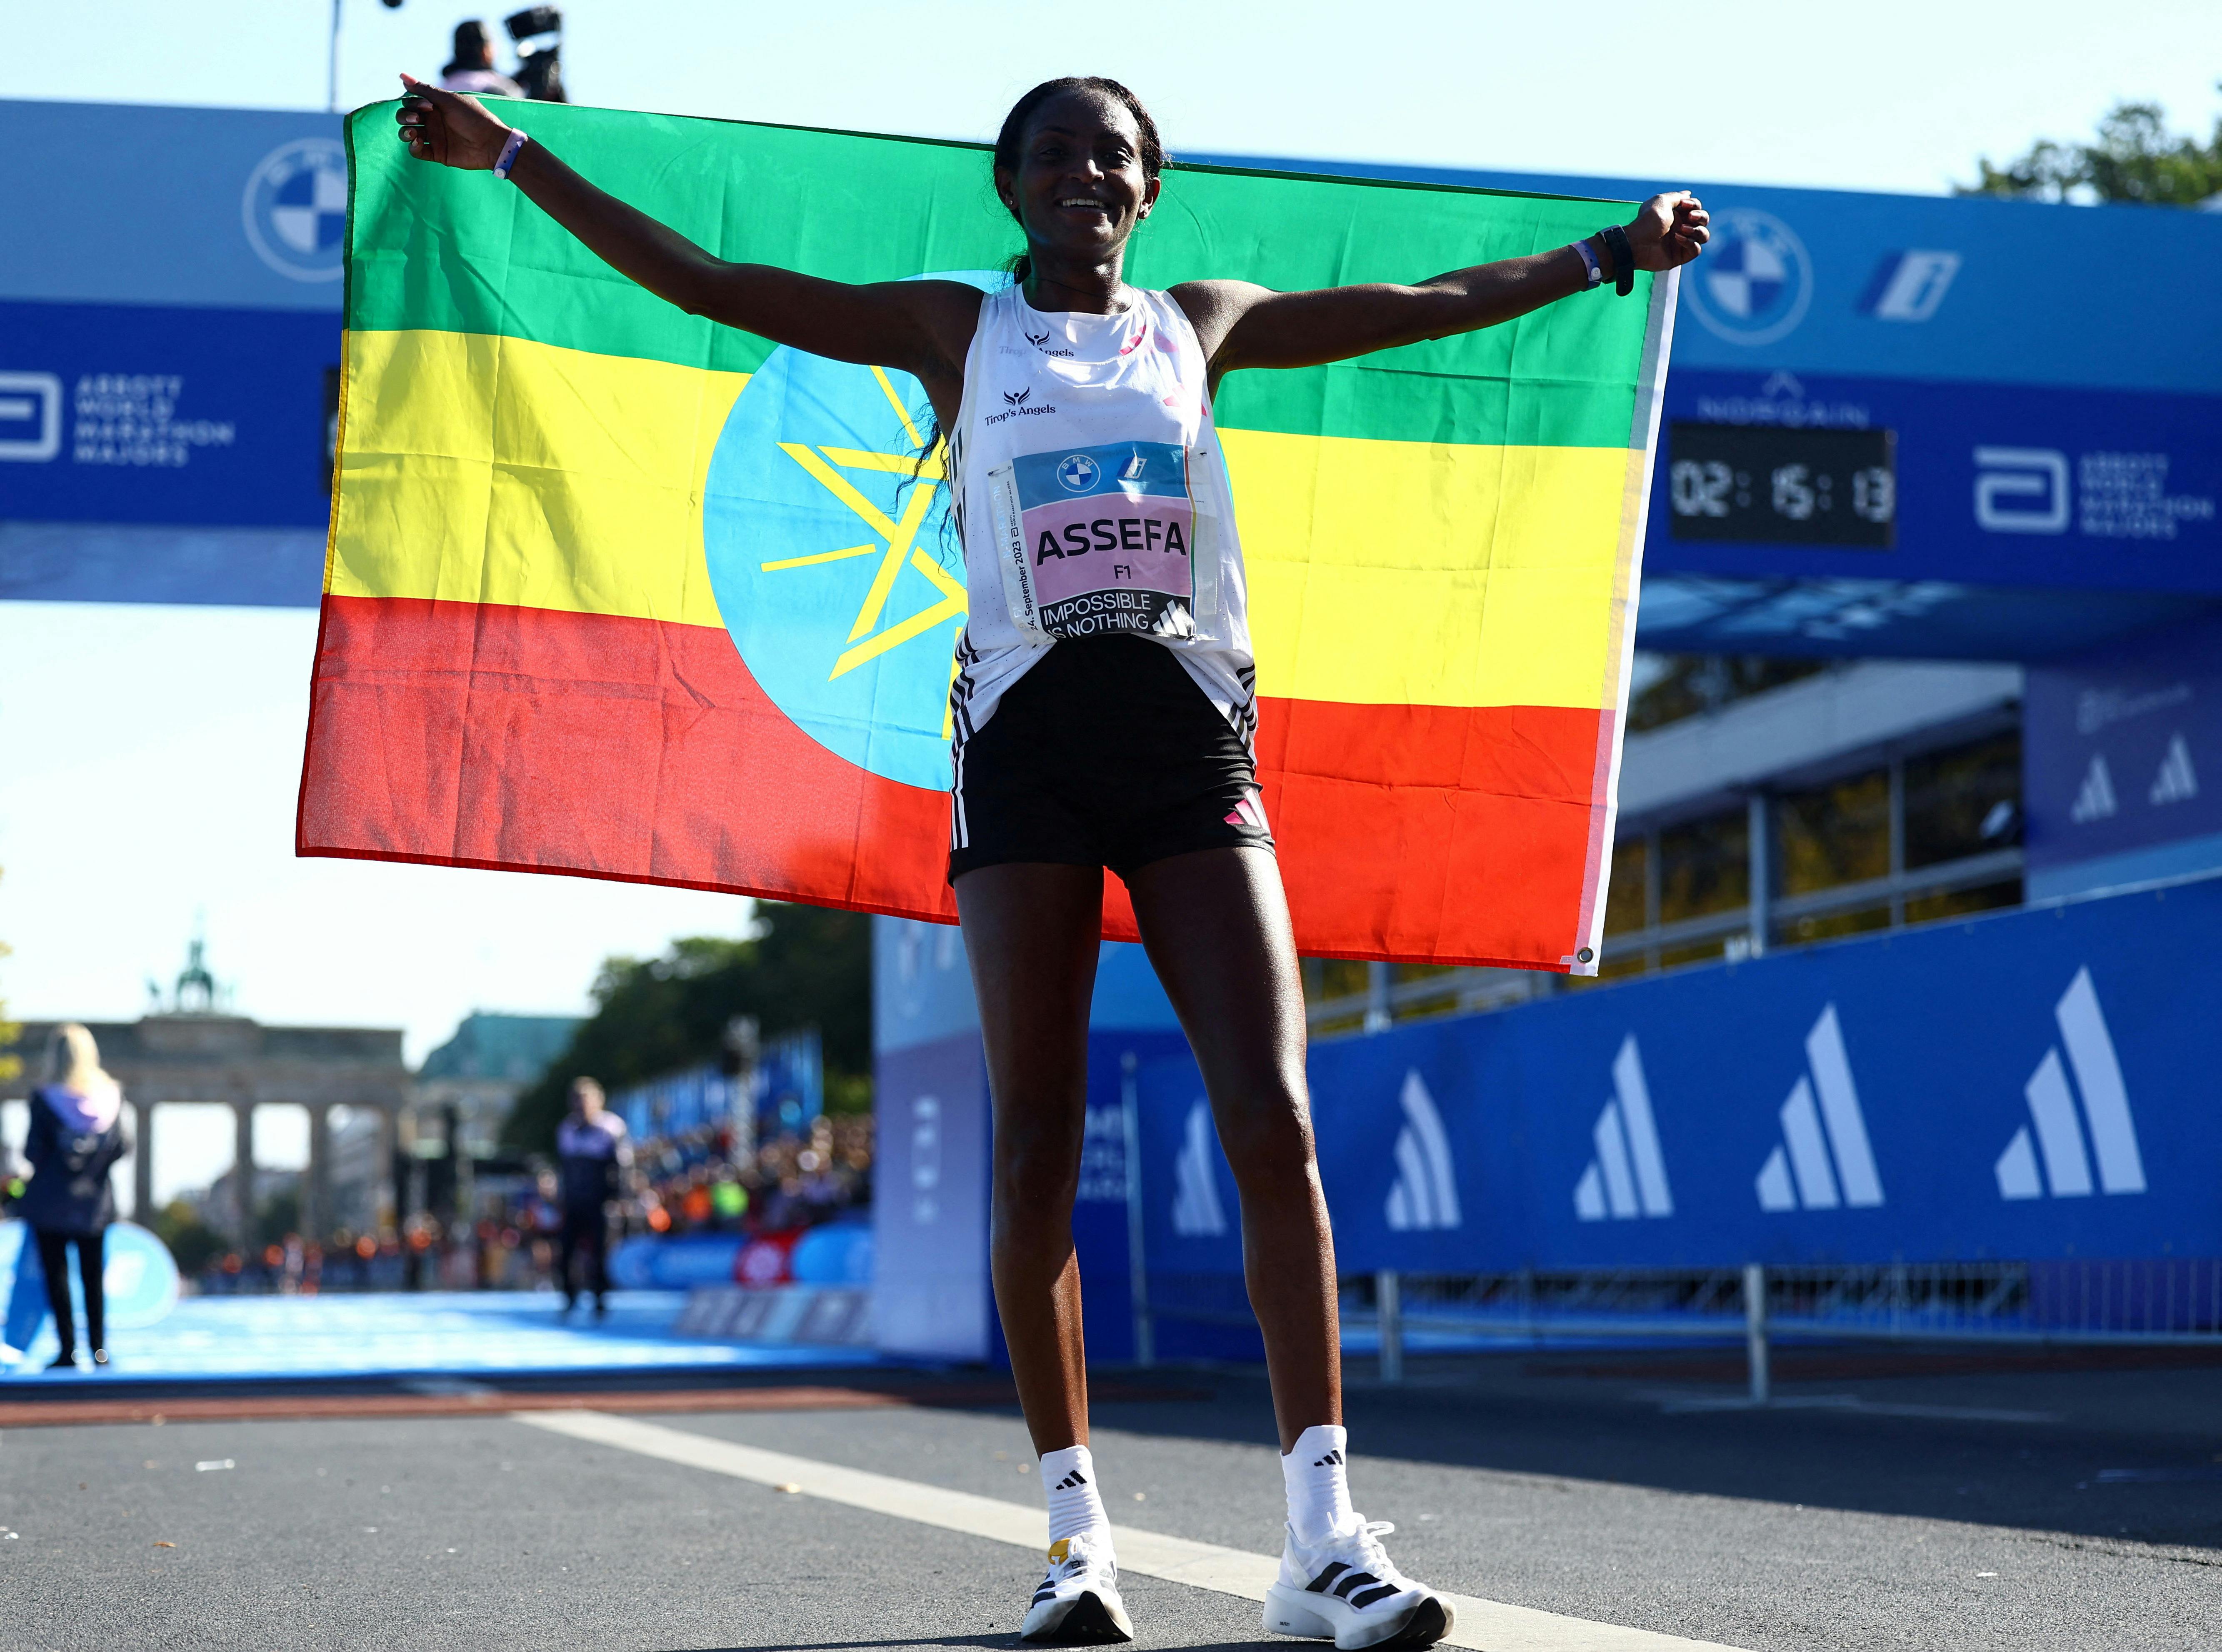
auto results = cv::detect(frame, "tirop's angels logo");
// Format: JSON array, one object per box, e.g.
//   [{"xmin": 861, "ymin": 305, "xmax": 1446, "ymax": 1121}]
[
  {"xmin": 242, "ymin": 138, "xmax": 348, "ymax": 282},
  {"xmin": 702, "ymin": 272, "xmax": 1006, "ymax": 792}
]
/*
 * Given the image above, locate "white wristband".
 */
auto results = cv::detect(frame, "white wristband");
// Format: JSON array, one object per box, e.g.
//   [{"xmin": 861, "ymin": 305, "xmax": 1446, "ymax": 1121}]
[
  {"xmin": 1571, "ymin": 238, "xmax": 1603, "ymax": 289},
  {"xmin": 493, "ymin": 129, "xmax": 530, "ymax": 181}
]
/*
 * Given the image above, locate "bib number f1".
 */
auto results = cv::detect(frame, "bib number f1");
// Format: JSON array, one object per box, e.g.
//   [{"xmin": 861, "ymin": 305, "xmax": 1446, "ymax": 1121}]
[{"xmin": 990, "ymin": 440, "xmax": 1220, "ymax": 642}]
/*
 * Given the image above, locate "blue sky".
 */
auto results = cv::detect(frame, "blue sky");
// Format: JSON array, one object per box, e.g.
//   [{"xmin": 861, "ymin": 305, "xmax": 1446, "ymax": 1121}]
[{"xmin": 2, "ymin": 2, "xmax": 2217, "ymax": 1197}]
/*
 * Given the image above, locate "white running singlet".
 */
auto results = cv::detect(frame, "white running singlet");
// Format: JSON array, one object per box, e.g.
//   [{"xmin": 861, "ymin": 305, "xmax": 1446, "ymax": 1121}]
[{"xmin": 946, "ymin": 280, "xmax": 1256, "ymax": 761}]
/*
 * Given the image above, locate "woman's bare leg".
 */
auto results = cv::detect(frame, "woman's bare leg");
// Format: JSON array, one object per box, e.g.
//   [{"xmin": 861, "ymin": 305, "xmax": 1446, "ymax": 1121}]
[
  {"xmin": 955, "ymin": 861, "xmax": 1107, "ymax": 1455},
  {"xmin": 1126, "ymin": 846, "xmax": 1338, "ymax": 1451}
]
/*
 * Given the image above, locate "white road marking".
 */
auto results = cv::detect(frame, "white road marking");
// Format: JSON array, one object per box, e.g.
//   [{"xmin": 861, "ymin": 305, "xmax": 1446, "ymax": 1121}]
[{"xmin": 515, "ymin": 1408, "xmax": 1748, "ymax": 1652}]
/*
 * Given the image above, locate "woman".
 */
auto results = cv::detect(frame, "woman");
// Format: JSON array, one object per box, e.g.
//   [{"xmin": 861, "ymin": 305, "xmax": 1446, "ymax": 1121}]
[
  {"xmin": 395, "ymin": 74, "xmax": 1706, "ymax": 1648},
  {"xmin": 20, "ymin": 1024, "xmax": 131, "ymax": 1371}
]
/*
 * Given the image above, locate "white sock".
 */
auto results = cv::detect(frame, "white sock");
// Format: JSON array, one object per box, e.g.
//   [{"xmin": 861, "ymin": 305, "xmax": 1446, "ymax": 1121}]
[
  {"xmin": 1040, "ymin": 1444, "xmax": 1111, "ymax": 1550},
  {"xmin": 1282, "ymin": 1424, "xmax": 1355, "ymax": 1545}
]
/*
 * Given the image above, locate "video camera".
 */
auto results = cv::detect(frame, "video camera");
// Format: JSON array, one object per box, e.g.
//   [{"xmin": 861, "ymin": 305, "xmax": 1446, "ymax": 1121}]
[{"xmin": 505, "ymin": 6, "xmax": 566, "ymax": 103}]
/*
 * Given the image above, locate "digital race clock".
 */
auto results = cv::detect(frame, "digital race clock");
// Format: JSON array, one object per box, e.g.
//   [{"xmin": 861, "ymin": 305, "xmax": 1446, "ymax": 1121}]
[{"xmin": 1667, "ymin": 422, "xmax": 1897, "ymax": 548}]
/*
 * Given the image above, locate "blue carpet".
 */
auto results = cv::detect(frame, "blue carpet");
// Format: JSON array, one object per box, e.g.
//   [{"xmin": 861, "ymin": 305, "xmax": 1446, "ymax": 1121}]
[{"xmin": 0, "ymin": 1289, "xmax": 887, "ymax": 1384}]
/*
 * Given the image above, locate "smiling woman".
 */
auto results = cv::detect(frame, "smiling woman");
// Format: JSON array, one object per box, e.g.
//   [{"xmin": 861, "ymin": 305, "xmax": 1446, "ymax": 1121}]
[{"xmin": 386, "ymin": 68, "xmax": 1705, "ymax": 1648}]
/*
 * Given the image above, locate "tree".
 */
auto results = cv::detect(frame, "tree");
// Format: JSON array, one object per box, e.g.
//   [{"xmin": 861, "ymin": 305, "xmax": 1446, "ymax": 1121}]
[
  {"xmin": 501, "ymin": 902, "xmax": 872, "ymax": 1152},
  {"xmin": 1965, "ymin": 88, "xmax": 2222, "ymax": 206},
  {"xmin": 154, "ymin": 1199, "xmax": 227, "ymax": 1276}
]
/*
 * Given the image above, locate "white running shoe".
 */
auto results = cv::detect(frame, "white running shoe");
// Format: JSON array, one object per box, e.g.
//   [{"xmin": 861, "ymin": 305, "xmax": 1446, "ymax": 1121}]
[
  {"xmin": 1020, "ymin": 1531, "xmax": 1135, "ymax": 1644},
  {"xmin": 1262, "ymin": 1517, "xmax": 1453, "ymax": 1650}
]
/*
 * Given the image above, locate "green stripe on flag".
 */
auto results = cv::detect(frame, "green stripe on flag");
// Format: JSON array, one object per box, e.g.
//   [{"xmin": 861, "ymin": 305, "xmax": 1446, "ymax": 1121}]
[{"xmin": 346, "ymin": 102, "xmax": 1651, "ymax": 450}]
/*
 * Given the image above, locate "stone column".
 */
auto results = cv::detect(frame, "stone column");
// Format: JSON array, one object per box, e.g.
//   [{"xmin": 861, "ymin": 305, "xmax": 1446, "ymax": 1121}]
[
  {"xmin": 305, "ymin": 1105, "xmax": 332, "ymax": 1242},
  {"xmin": 234, "ymin": 1102, "xmax": 257, "ymax": 1247},
  {"xmin": 131, "ymin": 1099, "xmax": 155, "ymax": 1225}
]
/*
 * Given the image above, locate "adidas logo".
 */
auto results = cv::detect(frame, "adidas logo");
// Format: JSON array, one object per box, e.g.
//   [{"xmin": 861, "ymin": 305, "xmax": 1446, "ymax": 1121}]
[
  {"xmin": 1223, "ymin": 789, "xmax": 1269, "ymax": 831},
  {"xmin": 1312, "ymin": 1449, "xmax": 1343, "ymax": 1467},
  {"xmin": 2070, "ymin": 754, "xmax": 2117, "ymax": 823},
  {"xmin": 1755, "ymin": 1005, "xmax": 1885, "ymax": 1212},
  {"xmin": 2150, "ymin": 733, "xmax": 2199, "ymax": 806},
  {"xmin": 1996, "ymin": 967, "xmax": 2146, "ymax": 1200},
  {"xmin": 1574, "ymin": 1035, "xmax": 1673, "ymax": 1222},
  {"xmin": 1052, "ymin": 1470, "xmax": 1088, "ymax": 1490},
  {"xmin": 1171, "ymin": 1100, "xmax": 1229, "ymax": 1237},
  {"xmin": 1385, "ymin": 1070, "xmax": 1461, "ymax": 1232}
]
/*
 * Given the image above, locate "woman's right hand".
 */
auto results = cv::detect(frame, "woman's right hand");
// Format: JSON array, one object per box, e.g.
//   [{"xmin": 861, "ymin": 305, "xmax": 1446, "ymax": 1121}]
[{"xmin": 395, "ymin": 72, "xmax": 512, "ymax": 170}]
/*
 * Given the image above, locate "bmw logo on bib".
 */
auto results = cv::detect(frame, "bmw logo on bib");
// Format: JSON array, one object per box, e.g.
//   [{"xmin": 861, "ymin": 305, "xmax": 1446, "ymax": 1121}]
[
  {"xmin": 1056, "ymin": 453, "xmax": 1100, "ymax": 492},
  {"xmin": 242, "ymin": 138, "xmax": 349, "ymax": 283},
  {"xmin": 703, "ymin": 271, "xmax": 1005, "ymax": 794},
  {"xmin": 1684, "ymin": 207, "xmax": 1812, "ymax": 347}
]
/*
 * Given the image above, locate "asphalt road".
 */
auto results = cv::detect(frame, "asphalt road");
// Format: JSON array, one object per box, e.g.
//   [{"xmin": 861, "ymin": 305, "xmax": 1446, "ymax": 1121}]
[{"xmin": 2, "ymin": 1349, "xmax": 2217, "ymax": 1652}]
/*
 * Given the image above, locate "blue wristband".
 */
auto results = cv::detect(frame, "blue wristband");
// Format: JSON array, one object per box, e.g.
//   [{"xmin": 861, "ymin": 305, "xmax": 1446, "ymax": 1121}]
[
  {"xmin": 493, "ymin": 129, "xmax": 530, "ymax": 181},
  {"xmin": 1572, "ymin": 239, "xmax": 1603, "ymax": 290}
]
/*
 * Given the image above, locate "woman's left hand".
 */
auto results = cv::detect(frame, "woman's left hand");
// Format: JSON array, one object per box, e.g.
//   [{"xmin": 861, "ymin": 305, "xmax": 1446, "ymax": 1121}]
[{"xmin": 1625, "ymin": 192, "xmax": 1710, "ymax": 272}]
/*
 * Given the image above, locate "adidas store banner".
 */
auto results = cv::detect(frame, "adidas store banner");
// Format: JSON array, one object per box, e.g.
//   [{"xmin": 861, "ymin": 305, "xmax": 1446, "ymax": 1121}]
[{"xmin": 1135, "ymin": 875, "xmax": 2222, "ymax": 1275}]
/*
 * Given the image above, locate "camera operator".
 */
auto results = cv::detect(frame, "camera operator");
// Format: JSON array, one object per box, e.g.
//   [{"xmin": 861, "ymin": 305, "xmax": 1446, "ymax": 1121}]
[{"xmin": 438, "ymin": 20, "xmax": 522, "ymax": 98}]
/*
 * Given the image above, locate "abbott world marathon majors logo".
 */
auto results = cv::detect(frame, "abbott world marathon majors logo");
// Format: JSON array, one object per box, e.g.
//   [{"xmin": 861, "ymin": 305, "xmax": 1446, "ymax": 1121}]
[
  {"xmin": 242, "ymin": 138, "xmax": 348, "ymax": 282},
  {"xmin": 703, "ymin": 273, "xmax": 1002, "ymax": 793},
  {"xmin": 1684, "ymin": 207, "xmax": 1813, "ymax": 347}
]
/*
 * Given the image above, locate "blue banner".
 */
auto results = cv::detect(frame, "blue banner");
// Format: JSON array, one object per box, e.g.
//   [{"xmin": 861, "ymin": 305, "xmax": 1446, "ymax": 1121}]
[
  {"xmin": 2024, "ymin": 611, "xmax": 2222, "ymax": 896},
  {"xmin": 1137, "ymin": 877, "xmax": 2222, "ymax": 1277}
]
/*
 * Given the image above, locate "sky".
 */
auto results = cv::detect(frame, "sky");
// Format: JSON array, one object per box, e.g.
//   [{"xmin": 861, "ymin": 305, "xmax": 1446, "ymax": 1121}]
[{"xmin": 3, "ymin": 1, "xmax": 2217, "ymax": 1199}]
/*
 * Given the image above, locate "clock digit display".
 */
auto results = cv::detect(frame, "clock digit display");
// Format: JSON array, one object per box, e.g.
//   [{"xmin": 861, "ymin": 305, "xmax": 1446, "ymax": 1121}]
[{"xmin": 1667, "ymin": 423, "xmax": 1897, "ymax": 548}]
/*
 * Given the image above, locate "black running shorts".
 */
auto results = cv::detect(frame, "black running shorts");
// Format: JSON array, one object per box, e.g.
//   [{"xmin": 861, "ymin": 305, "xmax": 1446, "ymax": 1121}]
[{"xmin": 948, "ymin": 636, "xmax": 1274, "ymax": 884}]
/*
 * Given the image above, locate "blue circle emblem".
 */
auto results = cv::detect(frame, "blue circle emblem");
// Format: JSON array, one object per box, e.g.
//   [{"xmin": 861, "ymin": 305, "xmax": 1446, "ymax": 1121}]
[
  {"xmin": 703, "ymin": 272, "xmax": 1005, "ymax": 792},
  {"xmin": 242, "ymin": 138, "xmax": 348, "ymax": 283},
  {"xmin": 1057, "ymin": 453, "xmax": 1099, "ymax": 492},
  {"xmin": 1685, "ymin": 207, "xmax": 1812, "ymax": 347}
]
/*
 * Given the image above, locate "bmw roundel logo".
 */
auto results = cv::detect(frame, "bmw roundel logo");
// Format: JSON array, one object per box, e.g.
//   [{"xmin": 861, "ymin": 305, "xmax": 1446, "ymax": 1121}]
[
  {"xmin": 1056, "ymin": 453, "xmax": 1100, "ymax": 492},
  {"xmin": 242, "ymin": 137, "xmax": 349, "ymax": 282},
  {"xmin": 1685, "ymin": 207, "xmax": 1812, "ymax": 347}
]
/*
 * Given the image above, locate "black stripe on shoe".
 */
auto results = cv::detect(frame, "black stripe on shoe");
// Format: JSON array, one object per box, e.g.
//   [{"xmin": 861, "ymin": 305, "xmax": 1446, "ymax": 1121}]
[
  {"xmin": 1307, "ymin": 1562, "xmax": 1350, "ymax": 1594},
  {"xmin": 1349, "ymin": 1582, "xmax": 1402, "ymax": 1609},
  {"xmin": 1332, "ymin": 1570, "xmax": 1381, "ymax": 1600}
]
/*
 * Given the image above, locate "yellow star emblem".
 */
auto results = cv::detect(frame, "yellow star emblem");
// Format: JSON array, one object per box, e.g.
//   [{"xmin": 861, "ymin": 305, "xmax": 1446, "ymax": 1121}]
[{"xmin": 757, "ymin": 367, "xmax": 966, "ymax": 737}]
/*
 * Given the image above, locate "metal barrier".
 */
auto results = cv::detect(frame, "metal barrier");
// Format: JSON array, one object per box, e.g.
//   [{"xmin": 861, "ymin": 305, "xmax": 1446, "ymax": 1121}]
[{"xmin": 1132, "ymin": 1259, "xmax": 2222, "ymax": 1405}]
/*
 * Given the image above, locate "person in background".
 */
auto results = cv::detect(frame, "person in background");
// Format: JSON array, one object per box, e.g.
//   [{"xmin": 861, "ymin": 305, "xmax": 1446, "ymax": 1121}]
[
  {"xmin": 555, "ymin": 1077, "xmax": 628, "ymax": 1319},
  {"xmin": 20, "ymin": 1025, "xmax": 131, "ymax": 1370},
  {"xmin": 439, "ymin": 20, "xmax": 522, "ymax": 99}
]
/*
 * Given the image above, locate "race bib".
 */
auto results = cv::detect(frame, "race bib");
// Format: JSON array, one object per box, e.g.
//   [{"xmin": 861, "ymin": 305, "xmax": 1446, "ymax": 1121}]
[{"xmin": 988, "ymin": 441, "xmax": 1219, "ymax": 642}]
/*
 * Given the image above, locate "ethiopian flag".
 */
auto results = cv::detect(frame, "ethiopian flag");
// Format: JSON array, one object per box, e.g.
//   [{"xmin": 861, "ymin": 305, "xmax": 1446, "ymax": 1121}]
[{"xmin": 299, "ymin": 101, "xmax": 1675, "ymax": 974}]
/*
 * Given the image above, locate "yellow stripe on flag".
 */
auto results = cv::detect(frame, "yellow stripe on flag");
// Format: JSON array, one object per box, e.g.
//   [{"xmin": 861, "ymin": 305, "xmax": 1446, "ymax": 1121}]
[
  {"xmin": 327, "ymin": 329, "xmax": 745, "ymax": 627},
  {"xmin": 332, "ymin": 331, "xmax": 1630, "ymax": 714},
  {"xmin": 1224, "ymin": 428, "xmax": 1633, "ymax": 713}
]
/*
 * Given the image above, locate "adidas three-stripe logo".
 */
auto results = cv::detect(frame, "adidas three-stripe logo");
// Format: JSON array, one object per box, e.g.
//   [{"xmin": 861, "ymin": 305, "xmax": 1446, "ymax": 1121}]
[
  {"xmin": 1312, "ymin": 1449, "xmax": 1343, "ymax": 1467},
  {"xmin": 1307, "ymin": 1562, "xmax": 1401, "ymax": 1610},
  {"xmin": 1053, "ymin": 1470, "xmax": 1088, "ymax": 1490}
]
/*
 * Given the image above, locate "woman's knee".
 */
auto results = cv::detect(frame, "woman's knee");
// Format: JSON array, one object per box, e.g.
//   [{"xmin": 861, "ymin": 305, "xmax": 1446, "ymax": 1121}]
[
  {"xmin": 1212, "ymin": 1087, "xmax": 1317, "ymax": 1187},
  {"xmin": 992, "ymin": 1108, "xmax": 1085, "ymax": 1217}
]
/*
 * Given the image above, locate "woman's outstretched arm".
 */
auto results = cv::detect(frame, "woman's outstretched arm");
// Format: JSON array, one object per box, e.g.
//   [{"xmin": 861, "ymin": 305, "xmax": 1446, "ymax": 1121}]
[
  {"xmin": 1175, "ymin": 192, "xmax": 1708, "ymax": 380},
  {"xmin": 392, "ymin": 76, "xmax": 977, "ymax": 377}
]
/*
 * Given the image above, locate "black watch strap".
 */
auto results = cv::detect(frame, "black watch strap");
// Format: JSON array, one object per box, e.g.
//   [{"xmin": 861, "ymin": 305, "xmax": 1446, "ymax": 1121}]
[{"xmin": 1600, "ymin": 224, "xmax": 1636, "ymax": 297}]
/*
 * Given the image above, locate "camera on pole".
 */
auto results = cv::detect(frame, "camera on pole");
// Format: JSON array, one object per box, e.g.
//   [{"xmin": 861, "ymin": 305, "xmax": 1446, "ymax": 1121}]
[{"xmin": 505, "ymin": 7, "xmax": 566, "ymax": 102}]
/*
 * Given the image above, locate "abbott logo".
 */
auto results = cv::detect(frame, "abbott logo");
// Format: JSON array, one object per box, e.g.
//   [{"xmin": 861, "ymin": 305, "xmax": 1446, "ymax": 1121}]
[
  {"xmin": 1974, "ymin": 447, "xmax": 2070, "ymax": 534},
  {"xmin": 1996, "ymin": 968, "xmax": 2145, "ymax": 1200},
  {"xmin": 0, "ymin": 372, "xmax": 63, "ymax": 462},
  {"xmin": 1574, "ymin": 1036, "xmax": 1673, "ymax": 1222},
  {"xmin": 1385, "ymin": 1071, "xmax": 1461, "ymax": 1232},
  {"xmin": 1170, "ymin": 1100, "xmax": 1228, "ymax": 1237},
  {"xmin": 1756, "ymin": 1005, "xmax": 1885, "ymax": 1212}
]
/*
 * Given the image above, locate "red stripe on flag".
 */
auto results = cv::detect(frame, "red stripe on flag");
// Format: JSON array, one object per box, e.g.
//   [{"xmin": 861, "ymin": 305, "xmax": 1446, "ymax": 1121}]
[
  {"xmin": 1251, "ymin": 696, "xmax": 1609, "ymax": 970},
  {"xmin": 298, "ymin": 599, "xmax": 1608, "ymax": 966},
  {"xmin": 297, "ymin": 596, "xmax": 957, "ymax": 921}
]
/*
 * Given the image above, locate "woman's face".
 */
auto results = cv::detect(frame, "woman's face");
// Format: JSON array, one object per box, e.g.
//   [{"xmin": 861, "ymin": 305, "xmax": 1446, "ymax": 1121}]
[{"xmin": 998, "ymin": 90, "xmax": 1158, "ymax": 268}]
